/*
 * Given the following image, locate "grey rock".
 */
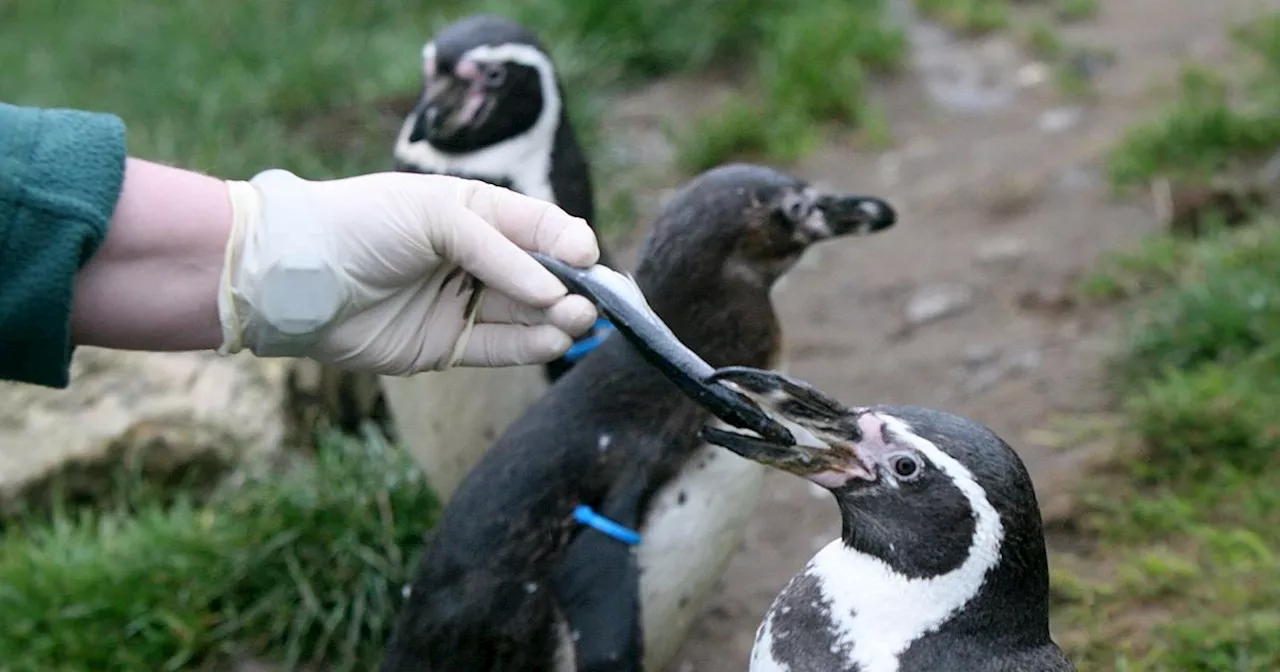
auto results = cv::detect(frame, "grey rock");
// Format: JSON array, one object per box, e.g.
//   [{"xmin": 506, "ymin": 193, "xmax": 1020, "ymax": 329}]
[{"xmin": 904, "ymin": 283, "xmax": 976, "ymax": 326}]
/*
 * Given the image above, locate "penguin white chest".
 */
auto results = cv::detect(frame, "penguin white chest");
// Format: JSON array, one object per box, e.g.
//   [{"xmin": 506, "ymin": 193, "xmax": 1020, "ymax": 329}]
[{"xmin": 635, "ymin": 442, "xmax": 766, "ymax": 672}]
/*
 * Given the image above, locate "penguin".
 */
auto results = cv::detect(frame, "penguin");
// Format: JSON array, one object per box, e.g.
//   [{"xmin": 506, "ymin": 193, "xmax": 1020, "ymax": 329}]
[
  {"xmin": 379, "ymin": 163, "xmax": 898, "ymax": 672},
  {"xmin": 680, "ymin": 366, "xmax": 1078, "ymax": 672},
  {"xmin": 296, "ymin": 13, "xmax": 611, "ymax": 441},
  {"xmin": 393, "ymin": 13, "xmax": 614, "ymax": 382}
]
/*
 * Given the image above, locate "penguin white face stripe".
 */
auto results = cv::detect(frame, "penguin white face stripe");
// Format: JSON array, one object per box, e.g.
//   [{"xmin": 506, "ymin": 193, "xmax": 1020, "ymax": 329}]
[
  {"xmin": 394, "ymin": 42, "xmax": 560, "ymax": 204},
  {"xmin": 783, "ymin": 412, "xmax": 1005, "ymax": 672},
  {"xmin": 421, "ymin": 42, "xmax": 437, "ymax": 78}
]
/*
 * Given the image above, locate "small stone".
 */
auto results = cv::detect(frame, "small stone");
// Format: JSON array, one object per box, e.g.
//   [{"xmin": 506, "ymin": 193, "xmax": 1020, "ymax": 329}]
[
  {"xmin": 963, "ymin": 366, "xmax": 1007, "ymax": 394},
  {"xmin": 975, "ymin": 237, "xmax": 1028, "ymax": 266},
  {"xmin": 1056, "ymin": 165, "xmax": 1098, "ymax": 193},
  {"xmin": 1017, "ymin": 284, "xmax": 1077, "ymax": 314},
  {"xmin": 1016, "ymin": 62, "xmax": 1050, "ymax": 87},
  {"xmin": 1010, "ymin": 349, "xmax": 1044, "ymax": 372},
  {"xmin": 1039, "ymin": 107, "xmax": 1082, "ymax": 133},
  {"xmin": 963, "ymin": 344, "xmax": 1000, "ymax": 369},
  {"xmin": 904, "ymin": 283, "xmax": 975, "ymax": 327}
]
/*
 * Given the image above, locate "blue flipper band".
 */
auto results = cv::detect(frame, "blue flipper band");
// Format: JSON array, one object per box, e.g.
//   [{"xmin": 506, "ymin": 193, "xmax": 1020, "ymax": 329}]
[
  {"xmin": 573, "ymin": 504, "xmax": 642, "ymax": 546},
  {"xmin": 562, "ymin": 318, "xmax": 616, "ymax": 363}
]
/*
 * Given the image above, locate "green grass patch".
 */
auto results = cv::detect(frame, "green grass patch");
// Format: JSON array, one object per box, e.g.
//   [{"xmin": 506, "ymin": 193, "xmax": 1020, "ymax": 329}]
[
  {"xmin": 917, "ymin": 0, "xmax": 1012, "ymax": 34},
  {"xmin": 676, "ymin": 0, "xmax": 907, "ymax": 172},
  {"xmin": 0, "ymin": 429, "xmax": 437, "ymax": 671},
  {"xmin": 1055, "ymin": 16, "xmax": 1280, "ymax": 665},
  {"xmin": 1056, "ymin": 0, "xmax": 1100, "ymax": 22},
  {"xmin": 1107, "ymin": 16, "xmax": 1280, "ymax": 188},
  {"xmin": 3, "ymin": 0, "xmax": 902, "ymax": 234},
  {"xmin": 1056, "ymin": 218, "xmax": 1280, "ymax": 669}
]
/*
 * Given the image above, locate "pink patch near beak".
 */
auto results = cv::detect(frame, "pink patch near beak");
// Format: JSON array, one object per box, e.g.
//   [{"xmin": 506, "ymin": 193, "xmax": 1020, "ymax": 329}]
[
  {"xmin": 447, "ymin": 59, "xmax": 489, "ymax": 128},
  {"xmin": 805, "ymin": 414, "xmax": 883, "ymax": 489},
  {"xmin": 454, "ymin": 59, "xmax": 481, "ymax": 81},
  {"xmin": 454, "ymin": 85, "xmax": 488, "ymax": 127}
]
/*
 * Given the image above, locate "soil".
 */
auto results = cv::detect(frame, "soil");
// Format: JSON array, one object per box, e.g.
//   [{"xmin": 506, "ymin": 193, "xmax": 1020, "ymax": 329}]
[{"xmin": 587, "ymin": 2, "xmax": 1280, "ymax": 670}]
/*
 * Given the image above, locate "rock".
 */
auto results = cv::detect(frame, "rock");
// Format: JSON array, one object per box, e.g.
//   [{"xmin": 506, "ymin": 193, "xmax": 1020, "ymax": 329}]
[
  {"xmin": 1016, "ymin": 62, "xmax": 1051, "ymax": 88},
  {"xmin": 981, "ymin": 175, "xmax": 1045, "ymax": 219},
  {"xmin": 904, "ymin": 283, "xmax": 975, "ymax": 327},
  {"xmin": 1038, "ymin": 107, "xmax": 1083, "ymax": 134},
  {"xmin": 960, "ymin": 347, "xmax": 1044, "ymax": 394},
  {"xmin": 974, "ymin": 236, "xmax": 1028, "ymax": 266},
  {"xmin": 963, "ymin": 365, "xmax": 1008, "ymax": 394},
  {"xmin": 963, "ymin": 344, "xmax": 1000, "ymax": 369},
  {"xmin": 1017, "ymin": 283, "xmax": 1078, "ymax": 314},
  {"xmin": 1010, "ymin": 349, "xmax": 1045, "ymax": 373},
  {"xmin": 0, "ymin": 348, "xmax": 291, "ymax": 515},
  {"xmin": 1055, "ymin": 165, "xmax": 1098, "ymax": 194}
]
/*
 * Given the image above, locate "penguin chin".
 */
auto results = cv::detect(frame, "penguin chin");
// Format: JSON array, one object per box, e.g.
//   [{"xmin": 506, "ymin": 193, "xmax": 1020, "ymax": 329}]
[
  {"xmin": 414, "ymin": 76, "xmax": 498, "ymax": 149},
  {"xmin": 425, "ymin": 98, "xmax": 495, "ymax": 146}
]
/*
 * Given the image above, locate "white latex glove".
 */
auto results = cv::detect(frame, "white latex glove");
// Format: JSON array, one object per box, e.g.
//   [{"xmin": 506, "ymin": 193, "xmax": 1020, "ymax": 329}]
[{"xmin": 215, "ymin": 169, "xmax": 600, "ymax": 375}]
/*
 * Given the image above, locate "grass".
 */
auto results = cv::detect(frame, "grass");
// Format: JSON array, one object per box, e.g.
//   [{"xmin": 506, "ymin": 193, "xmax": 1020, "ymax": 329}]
[
  {"xmin": 1, "ymin": 0, "xmax": 904, "ymax": 234},
  {"xmin": 676, "ymin": 0, "xmax": 908, "ymax": 172},
  {"xmin": 917, "ymin": 0, "xmax": 1012, "ymax": 34},
  {"xmin": 1056, "ymin": 0, "xmax": 1100, "ymax": 22},
  {"xmin": 1052, "ymin": 223, "xmax": 1280, "ymax": 666},
  {"xmin": 0, "ymin": 428, "xmax": 437, "ymax": 672},
  {"xmin": 1106, "ymin": 17, "xmax": 1280, "ymax": 189},
  {"xmin": 1054, "ymin": 12, "xmax": 1280, "ymax": 668}
]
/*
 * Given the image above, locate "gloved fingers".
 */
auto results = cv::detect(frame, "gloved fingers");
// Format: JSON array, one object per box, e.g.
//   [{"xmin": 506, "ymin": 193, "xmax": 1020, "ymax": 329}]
[
  {"xmin": 431, "ymin": 204, "xmax": 577, "ymax": 309},
  {"xmin": 476, "ymin": 291, "xmax": 548, "ymax": 326},
  {"xmin": 457, "ymin": 179, "xmax": 600, "ymax": 269},
  {"xmin": 545, "ymin": 294, "xmax": 598, "ymax": 337},
  {"xmin": 477, "ymin": 291, "xmax": 598, "ymax": 336},
  {"xmin": 454, "ymin": 323, "xmax": 574, "ymax": 367}
]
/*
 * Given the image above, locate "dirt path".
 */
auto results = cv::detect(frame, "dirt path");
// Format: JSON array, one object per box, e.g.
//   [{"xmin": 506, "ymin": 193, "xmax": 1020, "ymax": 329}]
[{"xmin": 594, "ymin": 2, "xmax": 1280, "ymax": 670}]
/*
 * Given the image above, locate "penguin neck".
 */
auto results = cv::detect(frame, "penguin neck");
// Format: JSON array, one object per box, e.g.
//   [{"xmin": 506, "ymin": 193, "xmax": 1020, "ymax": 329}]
[
  {"xmin": 639, "ymin": 265, "xmax": 781, "ymax": 369},
  {"xmin": 811, "ymin": 505, "xmax": 1053, "ymax": 668}
]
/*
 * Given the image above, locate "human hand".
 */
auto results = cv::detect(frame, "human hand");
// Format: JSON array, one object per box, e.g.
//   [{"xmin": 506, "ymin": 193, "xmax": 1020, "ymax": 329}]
[{"xmin": 216, "ymin": 169, "xmax": 600, "ymax": 375}]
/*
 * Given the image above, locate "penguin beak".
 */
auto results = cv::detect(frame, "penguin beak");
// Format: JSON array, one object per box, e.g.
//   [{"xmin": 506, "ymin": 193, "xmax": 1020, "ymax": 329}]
[
  {"xmin": 410, "ymin": 73, "xmax": 494, "ymax": 142},
  {"xmin": 813, "ymin": 194, "xmax": 897, "ymax": 238},
  {"xmin": 697, "ymin": 367, "xmax": 877, "ymax": 489},
  {"xmin": 530, "ymin": 253, "xmax": 795, "ymax": 445}
]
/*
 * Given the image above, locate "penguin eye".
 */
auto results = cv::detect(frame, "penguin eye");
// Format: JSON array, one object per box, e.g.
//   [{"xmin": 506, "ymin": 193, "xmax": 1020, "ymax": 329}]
[
  {"xmin": 889, "ymin": 454, "xmax": 923, "ymax": 481},
  {"xmin": 483, "ymin": 64, "xmax": 507, "ymax": 89}
]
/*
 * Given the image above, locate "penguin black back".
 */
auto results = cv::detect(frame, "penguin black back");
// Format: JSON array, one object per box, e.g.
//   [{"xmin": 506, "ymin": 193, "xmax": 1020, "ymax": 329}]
[
  {"xmin": 380, "ymin": 164, "xmax": 897, "ymax": 672},
  {"xmin": 694, "ymin": 369, "xmax": 1076, "ymax": 672}
]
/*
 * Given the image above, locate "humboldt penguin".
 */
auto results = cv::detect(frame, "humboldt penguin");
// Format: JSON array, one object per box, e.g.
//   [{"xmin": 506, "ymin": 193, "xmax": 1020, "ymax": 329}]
[
  {"xmin": 379, "ymin": 163, "xmax": 898, "ymax": 672},
  {"xmin": 393, "ymin": 12, "xmax": 614, "ymax": 382},
  {"xmin": 682, "ymin": 367, "xmax": 1077, "ymax": 672},
  {"xmin": 300, "ymin": 13, "xmax": 610, "ymax": 439}
]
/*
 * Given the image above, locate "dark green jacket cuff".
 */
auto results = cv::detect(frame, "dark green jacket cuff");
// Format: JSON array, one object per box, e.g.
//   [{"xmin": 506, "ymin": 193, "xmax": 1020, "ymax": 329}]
[{"xmin": 0, "ymin": 103, "xmax": 126, "ymax": 388}]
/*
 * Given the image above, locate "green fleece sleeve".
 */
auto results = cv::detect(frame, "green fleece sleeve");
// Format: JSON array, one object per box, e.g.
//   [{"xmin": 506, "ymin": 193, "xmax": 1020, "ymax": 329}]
[{"xmin": 0, "ymin": 103, "xmax": 127, "ymax": 388}]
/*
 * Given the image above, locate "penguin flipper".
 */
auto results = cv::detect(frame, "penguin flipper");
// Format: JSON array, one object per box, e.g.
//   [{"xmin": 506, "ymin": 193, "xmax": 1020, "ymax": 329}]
[{"xmin": 552, "ymin": 497, "xmax": 645, "ymax": 672}]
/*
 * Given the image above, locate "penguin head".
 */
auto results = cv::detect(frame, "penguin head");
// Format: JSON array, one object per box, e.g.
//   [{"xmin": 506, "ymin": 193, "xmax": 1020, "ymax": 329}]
[
  {"xmin": 403, "ymin": 14, "xmax": 558, "ymax": 154},
  {"xmin": 698, "ymin": 367, "xmax": 1050, "ymax": 611},
  {"xmin": 530, "ymin": 164, "xmax": 897, "ymax": 444},
  {"xmin": 636, "ymin": 164, "xmax": 897, "ymax": 291}
]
